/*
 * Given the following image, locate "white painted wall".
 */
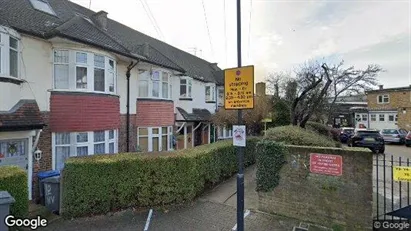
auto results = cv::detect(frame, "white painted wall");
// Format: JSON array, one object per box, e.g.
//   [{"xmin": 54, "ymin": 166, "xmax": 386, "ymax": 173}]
[
  {"xmin": 20, "ymin": 36, "xmax": 52, "ymax": 111},
  {"xmin": 354, "ymin": 112, "xmax": 398, "ymax": 130},
  {"xmin": 172, "ymin": 76, "xmax": 217, "ymax": 114},
  {"xmin": 0, "ymin": 82, "xmax": 21, "ymax": 111}
]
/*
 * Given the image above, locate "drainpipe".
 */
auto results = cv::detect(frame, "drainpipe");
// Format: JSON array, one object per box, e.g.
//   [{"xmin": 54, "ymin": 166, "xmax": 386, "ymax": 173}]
[
  {"xmin": 126, "ymin": 61, "xmax": 139, "ymax": 152},
  {"xmin": 32, "ymin": 129, "xmax": 43, "ymax": 151}
]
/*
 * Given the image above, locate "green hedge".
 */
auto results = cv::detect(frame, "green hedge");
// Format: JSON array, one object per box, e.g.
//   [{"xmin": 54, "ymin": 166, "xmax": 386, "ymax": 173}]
[
  {"xmin": 62, "ymin": 137, "xmax": 260, "ymax": 218},
  {"xmin": 256, "ymin": 140, "xmax": 287, "ymax": 192},
  {"xmin": 306, "ymin": 121, "xmax": 341, "ymax": 142},
  {"xmin": 0, "ymin": 166, "xmax": 28, "ymax": 218},
  {"xmin": 265, "ymin": 125, "xmax": 340, "ymax": 148},
  {"xmin": 306, "ymin": 121, "xmax": 331, "ymax": 137}
]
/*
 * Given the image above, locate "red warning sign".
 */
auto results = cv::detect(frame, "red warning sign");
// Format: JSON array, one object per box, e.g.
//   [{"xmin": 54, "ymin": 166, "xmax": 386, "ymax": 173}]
[{"xmin": 310, "ymin": 153, "xmax": 343, "ymax": 176}]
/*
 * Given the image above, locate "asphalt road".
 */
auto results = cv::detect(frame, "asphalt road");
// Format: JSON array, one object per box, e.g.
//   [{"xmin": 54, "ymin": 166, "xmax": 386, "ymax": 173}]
[{"xmin": 383, "ymin": 143, "xmax": 411, "ymax": 159}]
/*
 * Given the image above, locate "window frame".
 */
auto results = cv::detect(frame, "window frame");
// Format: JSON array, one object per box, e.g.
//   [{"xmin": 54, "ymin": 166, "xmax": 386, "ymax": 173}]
[
  {"xmin": 29, "ymin": 0, "xmax": 57, "ymax": 16},
  {"xmin": 370, "ymin": 114, "xmax": 376, "ymax": 122},
  {"xmin": 379, "ymin": 114, "xmax": 385, "ymax": 122},
  {"xmin": 205, "ymin": 84, "xmax": 216, "ymax": 102},
  {"xmin": 137, "ymin": 69, "xmax": 172, "ymax": 99},
  {"xmin": 218, "ymin": 126, "xmax": 233, "ymax": 140},
  {"xmin": 0, "ymin": 27, "xmax": 21, "ymax": 78},
  {"xmin": 217, "ymin": 87, "xmax": 224, "ymax": 106},
  {"xmin": 377, "ymin": 94, "xmax": 390, "ymax": 104},
  {"xmin": 52, "ymin": 130, "xmax": 118, "ymax": 171},
  {"xmin": 179, "ymin": 77, "xmax": 192, "ymax": 99},
  {"xmin": 137, "ymin": 126, "xmax": 173, "ymax": 152},
  {"xmin": 52, "ymin": 49, "xmax": 117, "ymax": 94}
]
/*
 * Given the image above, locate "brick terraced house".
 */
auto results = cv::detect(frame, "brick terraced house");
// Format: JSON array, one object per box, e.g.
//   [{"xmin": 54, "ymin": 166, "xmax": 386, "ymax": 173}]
[
  {"xmin": 354, "ymin": 85, "xmax": 411, "ymax": 130},
  {"xmin": 0, "ymin": 0, "xmax": 225, "ymax": 200}
]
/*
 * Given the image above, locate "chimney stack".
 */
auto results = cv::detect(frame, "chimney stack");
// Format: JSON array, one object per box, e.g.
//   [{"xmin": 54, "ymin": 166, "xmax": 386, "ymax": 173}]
[
  {"xmin": 93, "ymin": 11, "xmax": 108, "ymax": 30},
  {"xmin": 210, "ymin": 63, "xmax": 219, "ymax": 71},
  {"xmin": 256, "ymin": 82, "xmax": 266, "ymax": 96},
  {"xmin": 379, "ymin": 85, "xmax": 384, "ymax": 90}
]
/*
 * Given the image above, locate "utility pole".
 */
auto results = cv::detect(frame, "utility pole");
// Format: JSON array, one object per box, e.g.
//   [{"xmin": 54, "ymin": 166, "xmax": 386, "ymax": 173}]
[{"xmin": 236, "ymin": 0, "xmax": 244, "ymax": 231}]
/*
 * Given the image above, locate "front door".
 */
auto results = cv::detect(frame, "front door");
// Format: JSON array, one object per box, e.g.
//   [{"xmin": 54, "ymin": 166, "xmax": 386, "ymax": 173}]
[
  {"xmin": 0, "ymin": 138, "xmax": 29, "ymax": 171},
  {"xmin": 194, "ymin": 123, "xmax": 203, "ymax": 146}
]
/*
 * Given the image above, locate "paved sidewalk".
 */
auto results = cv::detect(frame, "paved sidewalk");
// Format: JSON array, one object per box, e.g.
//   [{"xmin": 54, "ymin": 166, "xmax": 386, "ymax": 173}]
[
  {"xmin": 200, "ymin": 164, "xmax": 259, "ymax": 209},
  {"xmin": 39, "ymin": 201, "xmax": 301, "ymax": 231},
  {"xmin": 37, "ymin": 165, "xmax": 331, "ymax": 231}
]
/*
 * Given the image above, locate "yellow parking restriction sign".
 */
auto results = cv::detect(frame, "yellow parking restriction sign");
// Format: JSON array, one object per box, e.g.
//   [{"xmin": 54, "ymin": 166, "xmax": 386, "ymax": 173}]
[{"xmin": 393, "ymin": 166, "xmax": 411, "ymax": 182}]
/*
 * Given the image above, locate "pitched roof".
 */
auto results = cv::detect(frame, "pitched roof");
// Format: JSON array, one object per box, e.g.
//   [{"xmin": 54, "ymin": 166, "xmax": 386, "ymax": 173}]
[
  {"xmin": 0, "ymin": 0, "xmax": 221, "ymax": 82},
  {"xmin": 176, "ymin": 107, "xmax": 212, "ymax": 122},
  {"xmin": 0, "ymin": 100, "xmax": 45, "ymax": 131},
  {"xmin": 366, "ymin": 86, "xmax": 411, "ymax": 94}
]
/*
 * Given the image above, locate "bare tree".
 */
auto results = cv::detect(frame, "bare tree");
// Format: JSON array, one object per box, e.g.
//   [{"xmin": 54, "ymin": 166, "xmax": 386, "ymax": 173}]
[
  {"xmin": 265, "ymin": 71, "xmax": 292, "ymax": 98},
  {"xmin": 326, "ymin": 61, "xmax": 383, "ymax": 122},
  {"xmin": 290, "ymin": 61, "xmax": 333, "ymax": 128}
]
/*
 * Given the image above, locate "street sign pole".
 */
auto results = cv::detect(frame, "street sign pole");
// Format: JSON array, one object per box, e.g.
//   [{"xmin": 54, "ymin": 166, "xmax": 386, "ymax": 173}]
[{"xmin": 236, "ymin": 0, "xmax": 244, "ymax": 231}]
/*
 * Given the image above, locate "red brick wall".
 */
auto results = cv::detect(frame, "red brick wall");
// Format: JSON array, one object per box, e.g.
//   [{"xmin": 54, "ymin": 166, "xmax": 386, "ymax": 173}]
[
  {"xmin": 119, "ymin": 114, "xmax": 137, "ymax": 153},
  {"xmin": 136, "ymin": 99, "xmax": 174, "ymax": 126},
  {"xmin": 50, "ymin": 92, "xmax": 120, "ymax": 132},
  {"xmin": 33, "ymin": 112, "xmax": 52, "ymax": 202}
]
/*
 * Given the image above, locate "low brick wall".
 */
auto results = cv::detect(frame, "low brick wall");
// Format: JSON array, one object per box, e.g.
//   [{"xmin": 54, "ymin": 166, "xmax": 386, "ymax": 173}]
[{"xmin": 258, "ymin": 146, "xmax": 373, "ymax": 229}]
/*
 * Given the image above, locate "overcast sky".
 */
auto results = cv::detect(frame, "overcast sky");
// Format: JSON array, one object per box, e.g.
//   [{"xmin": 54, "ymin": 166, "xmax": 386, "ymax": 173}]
[{"xmin": 71, "ymin": 0, "xmax": 410, "ymax": 88}]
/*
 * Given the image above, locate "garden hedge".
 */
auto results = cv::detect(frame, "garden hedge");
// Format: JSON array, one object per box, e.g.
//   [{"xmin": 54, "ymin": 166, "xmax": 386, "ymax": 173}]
[
  {"xmin": 256, "ymin": 140, "xmax": 287, "ymax": 192},
  {"xmin": 62, "ymin": 137, "xmax": 260, "ymax": 218},
  {"xmin": 0, "ymin": 166, "xmax": 28, "ymax": 218},
  {"xmin": 265, "ymin": 125, "xmax": 340, "ymax": 147}
]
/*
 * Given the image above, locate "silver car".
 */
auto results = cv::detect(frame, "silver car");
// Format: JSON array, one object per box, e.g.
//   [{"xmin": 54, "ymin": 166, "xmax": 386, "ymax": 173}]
[{"xmin": 380, "ymin": 129, "xmax": 408, "ymax": 144}]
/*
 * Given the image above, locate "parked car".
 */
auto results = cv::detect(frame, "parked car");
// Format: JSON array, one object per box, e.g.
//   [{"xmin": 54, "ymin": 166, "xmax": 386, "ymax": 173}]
[
  {"xmin": 348, "ymin": 129, "xmax": 385, "ymax": 154},
  {"xmin": 380, "ymin": 129, "xmax": 408, "ymax": 144},
  {"xmin": 406, "ymin": 131, "xmax": 411, "ymax": 147},
  {"xmin": 339, "ymin": 127, "xmax": 355, "ymax": 143}
]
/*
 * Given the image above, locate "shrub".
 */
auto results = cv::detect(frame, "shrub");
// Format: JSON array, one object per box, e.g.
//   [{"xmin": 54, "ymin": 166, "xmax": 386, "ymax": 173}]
[
  {"xmin": 0, "ymin": 166, "xmax": 28, "ymax": 218},
  {"xmin": 256, "ymin": 140, "xmax": 287, "ymax": 192},
  {"xmin": 265, "ymin": 125, "xmax": 339, "ymax": 148},
  {"xmin": 306, "ymin": 121, "xmax": 331, "ymax": 137},
  {"xmin": 62, "ymin": 137, "xmax": 260, "ymax": 218}
]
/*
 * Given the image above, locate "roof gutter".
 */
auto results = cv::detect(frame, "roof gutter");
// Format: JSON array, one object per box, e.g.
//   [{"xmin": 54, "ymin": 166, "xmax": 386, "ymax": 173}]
[{"xmin": 44, "ymin": 33, "xmax": 185, "ymax": 73}]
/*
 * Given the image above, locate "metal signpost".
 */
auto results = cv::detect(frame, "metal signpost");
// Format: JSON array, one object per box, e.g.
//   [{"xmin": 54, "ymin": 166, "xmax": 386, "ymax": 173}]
[{"xmin": 223, "ymin": 1, "xmax": 254, "ymax": 229}]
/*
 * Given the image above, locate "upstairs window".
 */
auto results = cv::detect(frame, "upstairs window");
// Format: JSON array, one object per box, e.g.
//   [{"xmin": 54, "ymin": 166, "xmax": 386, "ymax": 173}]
[
  {"xmin": 29, "ymin": 0, "xmax": 56, "ymax": 16},
  {"xmin": 217, "ymin": 87, "xmax": 224, "ymax": 106},
  {"xmin": 0, "ymin": 27, "xmax": 20, "ymax": 78},
  {"xmin": 138, "ymin": 70, "xmax": 171, "ymax": 99},
  {"xmin": 205, "ymin": 84, "xmax": 216, "ymax": 102},
  {"xmin": 377, "ymin": 94, "xmax": 389, "ymax": 104},
  {"xmin": 53, "ymin": 50, "xmax": 116, "ymax": 94},
  {"xmin": 180, "ymin": 78, "xmax": 192, "ymax": 98}
]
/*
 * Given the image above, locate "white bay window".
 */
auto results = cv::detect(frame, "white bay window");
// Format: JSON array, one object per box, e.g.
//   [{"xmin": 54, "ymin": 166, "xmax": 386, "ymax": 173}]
[
  {"xmin": 53, "ymin": 49, "xmax": 116, "ymax": 94},
  {"xmin": 138, "ymin": 70, "xmax": 171, "ymax": 99},
  {"xmin": 0, "ymin": 26, "xmax": 20, "ymax": 78},
  {"xmin": 137, "ymin": 126, "xmax": 173, "ymax": 152},
  {"xmin": 53, "ymin": 130, "xmax": 118, "ymax": 171}
]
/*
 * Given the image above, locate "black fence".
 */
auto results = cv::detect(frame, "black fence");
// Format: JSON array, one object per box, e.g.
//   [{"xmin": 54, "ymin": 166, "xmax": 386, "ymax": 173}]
[{"xmin": 374, "ymin": 154, "xmax": 411, "ymax": 221}]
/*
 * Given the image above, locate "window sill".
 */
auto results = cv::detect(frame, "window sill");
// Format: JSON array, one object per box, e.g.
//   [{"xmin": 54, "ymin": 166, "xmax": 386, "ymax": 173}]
[
  {"xmin": 0, "ymin": 75, "xmax": 24, "ymax": 85},
  {"xmin": 49, "ymin": 89, "xmax": 120, "ymax": 97},
  {"xmin": 179, "ymin": 98, "xmax": 193, "ymax": 101},
  {"xmin": 137, "ymin": 98, "xmax": 173, "ymax": 103}
]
